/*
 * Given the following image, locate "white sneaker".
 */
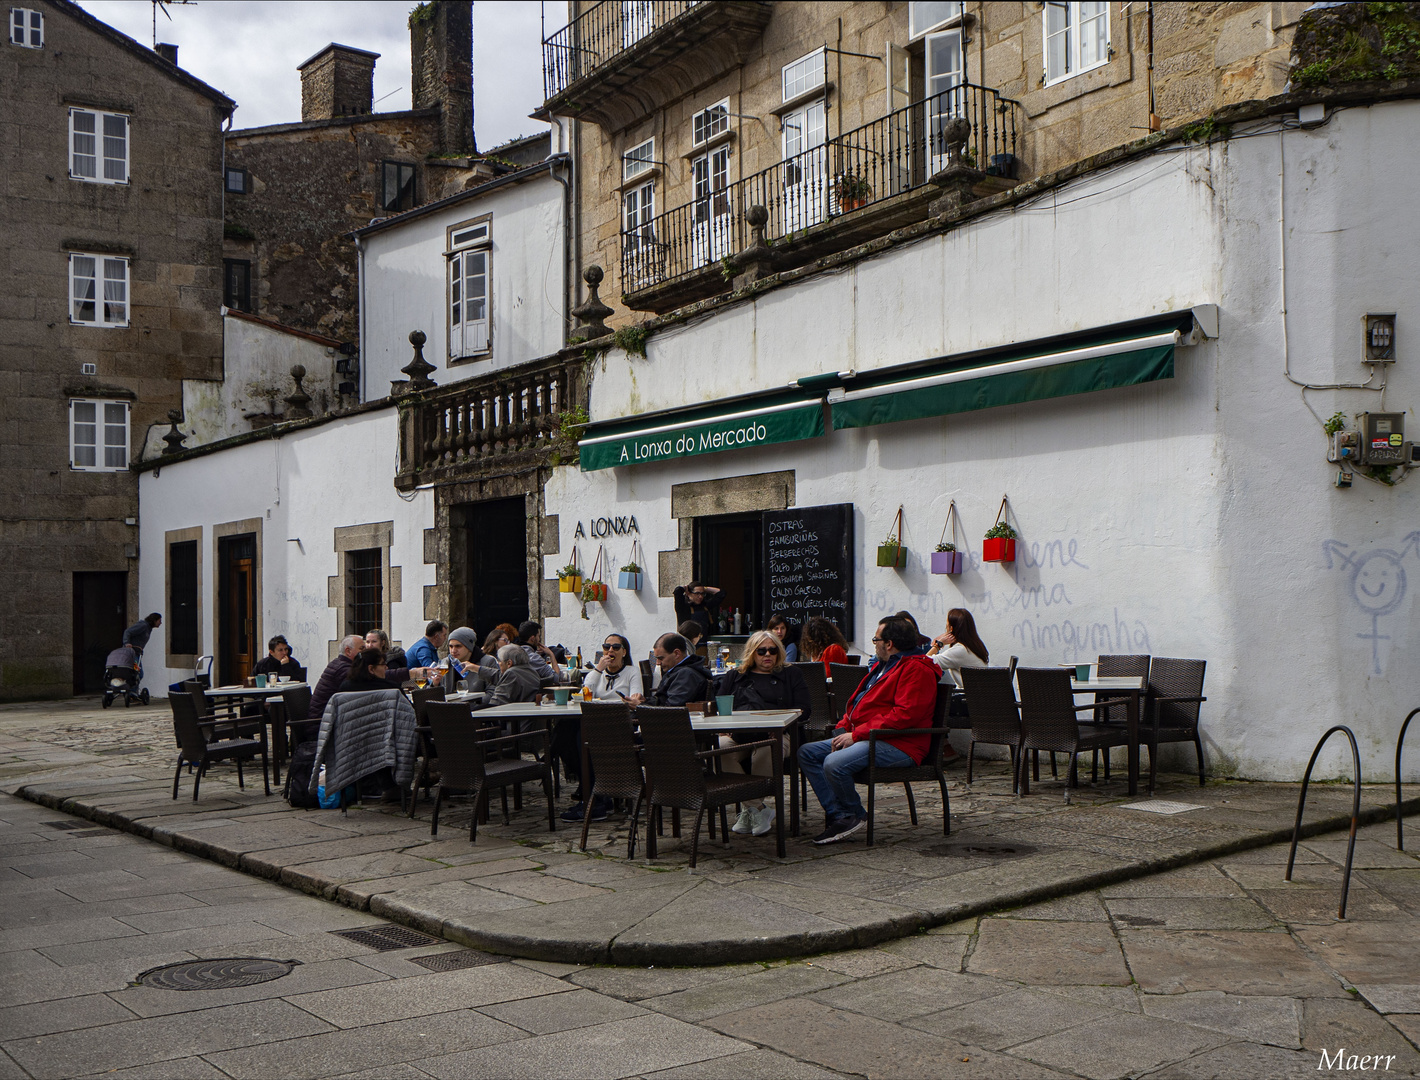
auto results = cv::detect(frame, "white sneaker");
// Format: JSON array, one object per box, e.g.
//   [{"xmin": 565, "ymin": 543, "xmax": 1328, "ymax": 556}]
[
  {"xmin": 731, "ymin": 807, "xmax": 755, "ymax": 835},
  {"xmin": 750, "ymin": 805, "xmax": 776, "ymax": 837}
]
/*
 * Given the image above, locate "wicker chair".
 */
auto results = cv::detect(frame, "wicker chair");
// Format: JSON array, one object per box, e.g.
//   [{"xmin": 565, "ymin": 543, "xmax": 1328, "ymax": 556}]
[
  {"xmin": 1089, "ymin": 654, "xmax": 1151, "ymax": 782},
  {"xmin": 639, "ymin": 659, "xmax": 656, "ymax": 689},
  {"xmin": 1015, "ymin": 668, "xmax": 1131, "ymax": 802},
  {"xmin": 851, "ymin": 684, "xmax": 954, "ymax": 846},
  {"xmin": 578, "ymin": 701, "xmax": 648, "ymax": 857},
  {"xmin": 406, "ymin": 684, "xmax": 447, "ymax": 817},
  {"xmin": 169, "ymin": 691, "xmax": 268, "ymax": 801},
  {"xmin": 958, "ymin": 666, "xmax": 1021, "ymax": 784},
  {"xmin": 424, "ymin": 700, "xmax": 555, "ymax": 841},
  {"xmin": 636, "ymin": 705, "xmax": 785, "ymax": 867},
  {"xmin": 828, "ymin": 663, "xmax": 866, "ymax": 723},
  {"xmin": 793, "ymin": 661, "xmax": 837, "ymax": 809},
  {"xmin": 1144, "ymin": 658, "xmax": 1208, "ymax": 791}
]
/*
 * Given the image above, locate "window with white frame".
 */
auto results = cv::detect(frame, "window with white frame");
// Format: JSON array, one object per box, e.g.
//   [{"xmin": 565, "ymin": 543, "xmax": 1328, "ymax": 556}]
[
  {"xmin": 69, "ymin": 399, "xmax": 129, "ymax": 471},
  {"xmin": 623, "ymin": 137, "xmax": 654, "ymax": 181},
  {"xmin": 781, "ymin": 48, "xmax": 825, "ymax": 102},
  {"xmin": 10, "ymin": 7, "xmax": 42, "ymax": 47},
  {"xmin": 69, "ymin": 108, "xmax": 128, "ymax": 184},
  {"xmin": 691, "ymin": 100, "xmax": 729, "ymax": 147},
  {"xmin": 623, "ymin": 181, "xmax": 654, "ymax": 251},
  {"xmin": 908, "ymin": 1, "xmax": 963, "ymax": 39},
  {"xmin": 448, "ymin": 218, "xmax": 490, "ymax": 358},
  {"xmin": 1044, "ymin": 1, "xmax": 1109, "ymax": 85},
  {"xmin": 69, "ymin": 253, "xmax": 129, "ymax": 328}
]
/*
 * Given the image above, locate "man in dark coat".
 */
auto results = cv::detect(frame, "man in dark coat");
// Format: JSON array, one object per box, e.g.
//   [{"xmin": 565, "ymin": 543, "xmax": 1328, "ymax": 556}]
[{"xmin": 639, "ymin": 633, "xmax": 712, "ymax": 707}]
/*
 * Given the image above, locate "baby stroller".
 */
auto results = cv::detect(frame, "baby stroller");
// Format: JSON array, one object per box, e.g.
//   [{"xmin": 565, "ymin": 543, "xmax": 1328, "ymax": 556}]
[{"xmin": 102, "ymin": 645, "xmax": 149, "ymax": 708}]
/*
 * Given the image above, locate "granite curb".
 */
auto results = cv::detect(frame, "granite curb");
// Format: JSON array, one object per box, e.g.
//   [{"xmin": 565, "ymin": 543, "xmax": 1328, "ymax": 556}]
[{"xmin": 17, "ymin": 778, "xmax": 1418, "ymax": 967}]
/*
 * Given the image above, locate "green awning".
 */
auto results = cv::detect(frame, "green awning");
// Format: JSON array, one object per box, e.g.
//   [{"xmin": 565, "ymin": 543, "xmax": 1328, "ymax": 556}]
[
  {"xmin": 579, "ymin": 394, "xmax": 825, "ymax": 471},
  {"xmin": 830, "ymin": 330, "xmax": 1182, "ymax": 431}
]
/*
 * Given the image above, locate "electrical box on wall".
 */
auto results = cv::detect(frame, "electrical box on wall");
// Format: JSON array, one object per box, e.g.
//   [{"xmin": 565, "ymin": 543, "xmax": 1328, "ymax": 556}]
[
  {"xmin": 1358, "ymin": 412, "xmax": 1407, "ymax": 465},
  {"xmin": 1363, "ymin": 313, "xmax": 1397, "ymax": 363}
]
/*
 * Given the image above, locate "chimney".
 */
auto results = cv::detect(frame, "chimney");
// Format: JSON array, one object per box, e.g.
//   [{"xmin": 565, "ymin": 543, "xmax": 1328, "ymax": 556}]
[
  {"xmin": 298, "ymin": 43, "xmax": 380, "ymax": 122},
  {"xmin": 155, "ymin": 42, "xmax": 178, "ymax": 65},
  {"xmin": 410, "ymin": 0, "xmax": 474, "ymax": 156}
]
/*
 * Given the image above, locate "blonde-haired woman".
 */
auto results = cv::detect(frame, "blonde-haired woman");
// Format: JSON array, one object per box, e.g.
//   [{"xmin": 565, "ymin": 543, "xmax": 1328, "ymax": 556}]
[{"xmin": 716, "ymin": 630, "xmax": 811, "ymax": 837}]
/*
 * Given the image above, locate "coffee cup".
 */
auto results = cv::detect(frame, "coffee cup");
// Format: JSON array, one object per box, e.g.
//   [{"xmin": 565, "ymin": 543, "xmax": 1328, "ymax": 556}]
[
  {"xmin": 255, "ymin": 674, "xmax": 267, "ymax": 688},
  {"xmin": 1075, "ymin": 663, "xmax": 1091, "ymax": 682},
  {"xmin": 715, "ymin": 695, "xmax": 735, "ymax": 716},
  {"xmin": 553, "ymin": 687, "xmax": 571, "ymax": 706}
]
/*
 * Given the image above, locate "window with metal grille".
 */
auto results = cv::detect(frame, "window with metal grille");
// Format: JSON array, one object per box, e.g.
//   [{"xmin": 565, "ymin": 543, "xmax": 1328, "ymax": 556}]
[
  {"xmin": 223, "ymin": 259, "xmax": 251, "ymax": 312},
  {"xmin": 347, "ymin": 549, "xmax": 382, "ymax": 636},
  {"xmin": 381, "ymin": 161, "xmax": 417, "ymax": 213},
  {"xmin": 169, "ymin": 540, "xmax": 199, "ymax": 654}
]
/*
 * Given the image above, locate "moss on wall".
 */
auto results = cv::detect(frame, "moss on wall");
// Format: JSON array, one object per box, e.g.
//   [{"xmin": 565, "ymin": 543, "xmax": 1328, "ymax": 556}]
[{"xmin": 1291, "ymin": 2, "xmax": 1420, "ymax": 87}]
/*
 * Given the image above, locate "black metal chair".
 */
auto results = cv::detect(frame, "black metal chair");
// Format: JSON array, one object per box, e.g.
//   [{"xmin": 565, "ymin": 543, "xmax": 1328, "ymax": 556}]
[
  {"xmin": 424, "ymin": 700, "xmax": 555, "ymax": 841},
  {"xmin": 578, "ymin": 701, "xmax": 648, "ymax": 857},
  {"xmin": 1015, "ymin": 668, "xmax": 1131, "ymax": 803},
  {"xmin": 851, "ymin": 684, "xmax": 954, "ymax": 846},
  {"xmin": 169, "ymin": 691, "xmax": 269, "ymax": 801},
  {"xmin": 1145, "ymin": 657, "xmax": 1208, "ymax": 791},
  {"xmin": 959, "ymin": 666, "xmax": 1021, "ymax": 784},
  {"xmin": 636, "ymin": 705, "xmax": 785, "ymax": 868},
  {"xmin": 407, "ymin": 684, "xmax": 447, "ymax": 817}
]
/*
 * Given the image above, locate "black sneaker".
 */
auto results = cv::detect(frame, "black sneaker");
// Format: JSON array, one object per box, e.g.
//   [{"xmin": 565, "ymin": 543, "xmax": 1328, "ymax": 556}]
[
  {"xmin": 813, "ymin": 816, "xmax": 865, "ymax": 845},
  {"xmin": 560, "ymin": 802, "xmax": 585, "ymax": 822},
  {"xmin": 588, "ymin": 797, "xmax": 612, "ymax": 822}
]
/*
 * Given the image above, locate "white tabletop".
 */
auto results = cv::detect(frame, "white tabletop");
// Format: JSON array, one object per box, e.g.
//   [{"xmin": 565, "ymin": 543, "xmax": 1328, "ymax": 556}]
[
  {"xmin": 443, "ymin": 691, "xmax": 486, "ymax": 704},
  {"xmin": 691, "ymin": 709, "xmax": 799, "ymax": 732},
  {"xmin": 206, "ymin": 683, "xmax": 307, "ymax": 697},
  {"xmin": 478, "ymin": 701, "xmax": 583, "ymax": 719},
  {"xmin": 1069, "ymin": 675, "xmax": 1146, "ymax": 692}
]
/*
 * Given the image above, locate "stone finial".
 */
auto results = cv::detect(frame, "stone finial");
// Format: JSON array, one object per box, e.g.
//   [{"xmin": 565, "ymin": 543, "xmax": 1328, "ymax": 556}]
[
  {"xmin": 571, "ymin": 265, "xmax": 614, "ymax": 340},
  {"xmin": 161, "ymin": 409, "xmax": 188, "ymax": 455},
  {"xmin": 732, "ymin": 204, "xmax": 775, "ymax": 289},
  {"xmin": 927, "ymin": 118, "xmax": 986, "ymax": 217},
  {"xmin": 400, "ymin": 330, "xmax": 437, "ymax": 392},
  {"xmin": 284, "ymin": 363, "xmax": 313, "ymax": 419}
]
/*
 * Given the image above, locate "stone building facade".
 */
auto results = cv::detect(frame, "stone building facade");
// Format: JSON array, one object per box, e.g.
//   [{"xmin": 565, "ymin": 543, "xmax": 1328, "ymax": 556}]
[
  {"xmin": 0, "ymin": 0, "xmax": 233, "ymax": 698},
  {"xmin": 540, "ymin": 0, "xmax": 1307, "ymax": 319},
  {"xmin": 222, "ymin": 0, "xmax": 487, "ymax": 345}
]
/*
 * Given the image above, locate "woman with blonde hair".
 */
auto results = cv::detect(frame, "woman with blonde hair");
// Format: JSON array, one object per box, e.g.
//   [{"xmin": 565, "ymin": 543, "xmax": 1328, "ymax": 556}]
[{"xmin": 715, "ymin": 629, "xmax": 811, "ymax": 837}]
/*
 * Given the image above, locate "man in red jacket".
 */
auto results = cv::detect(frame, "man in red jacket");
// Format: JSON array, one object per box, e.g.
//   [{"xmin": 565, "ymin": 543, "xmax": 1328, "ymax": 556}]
[{"xmin": 799, "ymin": 616, "xmax": 939, "ymax": 844}]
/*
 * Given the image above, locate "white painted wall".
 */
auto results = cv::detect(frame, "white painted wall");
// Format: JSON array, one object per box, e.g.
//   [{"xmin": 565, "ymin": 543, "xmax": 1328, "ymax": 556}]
[
  {"xmin": 137, "ymin": 408, "xmax": 434, "ymax": 692},
  {"xmin": 542, "ymin": 102, "xmax": 1420, "ymax": 782},
  {"xmin": 358, "ymin": 172, "xmax": 565, "ymax": 398}
]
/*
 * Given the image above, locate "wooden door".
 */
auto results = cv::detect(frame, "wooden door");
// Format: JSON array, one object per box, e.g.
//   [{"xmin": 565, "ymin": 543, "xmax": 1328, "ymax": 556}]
[
  {"xmin": 72, "ymin": 571, "xmax": 127, "ymax": 694},
  {"xmin": 218, "ymin": 534, "xmax": 257, "ymax": 685}
]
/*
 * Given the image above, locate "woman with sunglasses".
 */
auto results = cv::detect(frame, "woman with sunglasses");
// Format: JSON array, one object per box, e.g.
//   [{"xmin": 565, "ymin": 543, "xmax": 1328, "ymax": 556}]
[
  {"xmin": 583, "ymin": 634, "xmax": 642, "ymax": 701},
  {"xmin": 716, "ymin": 630, "xmax": 811, "ymax": 837}
]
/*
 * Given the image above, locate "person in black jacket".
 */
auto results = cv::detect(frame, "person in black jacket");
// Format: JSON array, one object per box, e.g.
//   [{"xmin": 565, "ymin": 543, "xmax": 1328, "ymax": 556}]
[
  {"xmin": 253, "ymin": 635, "xmax": 301, "ymax": 679},
  {"xmin": 633, "ymin": 633, "xmax": 711, "ymax": 707},
  {"xmin": 716, "ymin": 630, "xmax": 809, "ymax": 837},
  {"xmin": 337, "ymin": 648, "xmax": 400, "ymax": 693}
]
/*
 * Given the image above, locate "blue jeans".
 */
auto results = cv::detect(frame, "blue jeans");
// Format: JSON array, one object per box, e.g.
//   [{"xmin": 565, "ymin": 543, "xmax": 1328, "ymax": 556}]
[{"xmin": 798, "ymin": 737, "xmax": 915, "ymax": 822}]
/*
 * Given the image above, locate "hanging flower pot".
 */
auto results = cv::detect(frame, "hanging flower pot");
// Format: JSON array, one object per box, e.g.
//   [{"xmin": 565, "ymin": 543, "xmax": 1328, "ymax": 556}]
[
  {"xmin": 581, "ymin": 580, "xmax": 606, "ymax": 603},
  {"xmin": 931, "ymin": 502, "xmax": 964, "ymax": 574},
  {"xmin": 983, "ymin": 496, "xmax": 1018, "ymax": 563},
  {"xmin": 618, "ymin": 542, "xmax": 645, "ymax": 591},
  {"xmin": 877, "ymin": 506, "xmax": 906, "ymax": 568},
  {"xmin": 557, "ymin": 561, "xmax": 582, "ymax": 594}
]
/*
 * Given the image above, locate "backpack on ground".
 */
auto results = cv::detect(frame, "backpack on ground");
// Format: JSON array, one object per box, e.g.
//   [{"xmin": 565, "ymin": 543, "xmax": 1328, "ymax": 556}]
[{"xmin": 283, "ymin": 741, "xmax": 320, "ymax": 809}]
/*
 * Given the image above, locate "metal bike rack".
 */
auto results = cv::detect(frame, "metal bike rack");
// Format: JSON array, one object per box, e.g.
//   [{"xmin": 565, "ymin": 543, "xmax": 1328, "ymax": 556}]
[
  {"xmin": 1397, "ymin": 707, "xmax": 1420, "ymax": 852},
  {"xmin": 1286, "ymin": 725, "xmax": 1362, "ymax": 920}
]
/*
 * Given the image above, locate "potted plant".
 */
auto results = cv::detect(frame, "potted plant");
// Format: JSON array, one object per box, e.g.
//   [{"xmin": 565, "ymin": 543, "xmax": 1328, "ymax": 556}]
[
  {"xmin": 876, "ymin": 506, "xmax": 906, "ymax": 568},
  {"xmin": 618, "ymin": 561, "xmax": 643, "ymax": 591},
  {"xmin": 983, "ymin": 522, "xmax": 1018, "ymax": 563},
  {"xmin": 581, "ymin": 579, "xmax": 606, "ymax": 604},
  {"xmin": 557, "ymin": 562, "xmax": 582, "ymax": 594},
  {"xmin": 834, "ymin": 171, "xmax": 873, "ymax": 211},
  {"xmin": 931, "ymin": 542, "xmax": 964, "ymax": 575}
]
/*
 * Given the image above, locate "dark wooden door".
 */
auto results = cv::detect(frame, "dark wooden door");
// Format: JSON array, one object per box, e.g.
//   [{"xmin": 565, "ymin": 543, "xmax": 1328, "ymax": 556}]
[
  {"xmin": 72, "ymin": 571, "xmax": 128, "ymax": 694},
  {"xmin": 218, "ymin": 534, "xmax": 257, "ymax": 685},
  {"xmin": 465, "ymin": 497, "xmax": 528, "ymax": 641}
]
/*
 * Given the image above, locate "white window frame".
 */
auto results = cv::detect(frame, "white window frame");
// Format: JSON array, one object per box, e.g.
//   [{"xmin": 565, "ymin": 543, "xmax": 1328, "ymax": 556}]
[
  {"xmin": 10, "ymin": 7, "xmax": 42, "ymax": 47},
  {"xmin": 448, "ymin": 218, "xmax": 491, "ymax": 360},
  {"xmin": 69, "ymin": 398, "xmax": 129, "ymax": 472},
  {"xmin": 69, "ymin": 253, "xmax": 130, "ymax": 328},
  {"xmin": 691, "ymin": 99, "xmax": 730, "ymax": 147},
  {"xmin": 908, "ymin": 1, "xmax": 963, "ymax": 40},
  {"xmin": 623, "ymin": 137, "xmax": 655, "ymax": 181},
  {"xmin": 782, "ymin": 48, "xmax": 826, "ymax": 103},
  {"xmin": 1043, "ymin": 1, "xmax": 1110, "ymax": 86},
  {"xmin": 69, "ymin": 107, "xmax": 129, "ymax": 184}
]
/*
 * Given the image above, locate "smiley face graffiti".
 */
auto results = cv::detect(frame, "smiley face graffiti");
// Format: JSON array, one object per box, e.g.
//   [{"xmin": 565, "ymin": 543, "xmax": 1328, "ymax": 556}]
[{"xmin": 1323, "ymin": 534, "xmax": 1420, "ymax": 674}]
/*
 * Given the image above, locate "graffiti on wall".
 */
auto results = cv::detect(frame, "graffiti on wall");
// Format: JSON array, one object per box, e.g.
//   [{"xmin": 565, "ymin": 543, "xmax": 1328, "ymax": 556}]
[{"xmin": 1322, "ymin": 533, "xmax": 1420, "ymax": 675}]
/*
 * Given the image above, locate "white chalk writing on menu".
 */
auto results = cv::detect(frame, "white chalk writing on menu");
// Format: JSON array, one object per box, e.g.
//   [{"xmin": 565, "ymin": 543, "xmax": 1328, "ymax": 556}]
[{"xmin": 762, "ymin": 504, "xmax": 855, "ymax": 633}]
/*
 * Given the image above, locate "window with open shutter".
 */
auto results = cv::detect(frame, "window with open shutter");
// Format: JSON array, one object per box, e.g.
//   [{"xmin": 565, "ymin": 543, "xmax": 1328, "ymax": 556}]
[
  {"xmin": 70, "ymin": 253, "xmax": 128, "ymax": 328},
  {"xmin": 447, "ymin": 218, "xmax": 491, "ymax": 360}
]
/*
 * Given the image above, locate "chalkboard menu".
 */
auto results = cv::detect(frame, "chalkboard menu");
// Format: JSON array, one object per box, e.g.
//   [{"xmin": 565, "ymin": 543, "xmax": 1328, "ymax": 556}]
[{"xmin": 762, "ymin": 504, "xmax": 855, "ymax": 638}]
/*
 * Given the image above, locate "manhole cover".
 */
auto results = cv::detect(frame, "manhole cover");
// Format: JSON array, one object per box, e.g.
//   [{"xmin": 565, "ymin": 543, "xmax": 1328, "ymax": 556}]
[
  {"xmin": 136, "ymin": 958, "xmax": 298, "ymax": 991},
  {"xmin": 409, "ymin": 950, "xmax": 503, "ymax": 972},
  {"xmin": 331, "ymin": 924, "xmax": 441, "ymax": 952},
  {"xmin": 922, "ymin": 841, "xmax": 1039, "ymax": 859},
  {"xmin": 41, "ymin": 820, "xmax": 89, "ymax": 831},
  {"xmin": 1115, "ymin": 914, "xmax": 1166, "ymax": 927}
]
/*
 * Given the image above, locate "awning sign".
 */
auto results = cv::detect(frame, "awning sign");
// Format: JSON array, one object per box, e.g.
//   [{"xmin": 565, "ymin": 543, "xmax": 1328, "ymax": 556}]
[{"xmin": 579, "ymin": 400, "xmax": 823, "ymax": 471}]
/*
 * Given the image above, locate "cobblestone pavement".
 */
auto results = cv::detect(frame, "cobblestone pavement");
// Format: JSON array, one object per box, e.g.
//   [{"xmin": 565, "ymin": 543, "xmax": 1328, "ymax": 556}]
[
  {"xmin": 3, "ymin": 787, "xmax": 1419, "ymax": 1079},
  {"xmin": 3, "ymin": 699, "xmax": 1415, "ymax": 970}
]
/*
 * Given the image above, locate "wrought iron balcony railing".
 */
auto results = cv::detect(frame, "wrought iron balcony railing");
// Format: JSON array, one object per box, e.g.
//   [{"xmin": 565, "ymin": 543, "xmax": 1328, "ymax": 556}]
[
  {"xmin": 543, "ymin": 0, "xmax": 698, "ymax": 101},
  {"xmin": 620, "ymin": 82, "xmax": 1021, "ymax": 295}
]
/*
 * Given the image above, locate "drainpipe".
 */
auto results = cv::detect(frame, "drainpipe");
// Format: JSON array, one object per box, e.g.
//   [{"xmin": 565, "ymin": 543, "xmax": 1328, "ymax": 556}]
[
  {"xmin": 354, "ymin": 233, "xmax": 367, "ymax": 403},
  {"xmin": 1147, "ymin": 2, "xmax": 1160, "ymax": 131},
  {"xmin": 550, "ymin": 148, "xmax": 573, "ymax": 345}
]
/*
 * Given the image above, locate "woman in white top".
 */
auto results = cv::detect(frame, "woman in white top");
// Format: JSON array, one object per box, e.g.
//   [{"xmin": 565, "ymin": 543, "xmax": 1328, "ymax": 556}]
[
  {"xmin": 582, "ymin": 633, "xmax": 644, "ymax": 701},
  {"xmin": 927, "ymin": 608, "xmax": 990, "ymax": 687}
]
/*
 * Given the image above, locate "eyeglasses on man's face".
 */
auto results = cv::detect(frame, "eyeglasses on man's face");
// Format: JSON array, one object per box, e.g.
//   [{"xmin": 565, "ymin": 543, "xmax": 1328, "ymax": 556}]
[
  {"xmin": 754, "ymin": 646, "xmax": 776, "ymax": 656},
  {"xmin": 601, "ymin": 642, "xmax": 624, "ymax": 651},
  {"xmin": 871, "ymin": 636, "xmax": 886, "ymax": 644}
]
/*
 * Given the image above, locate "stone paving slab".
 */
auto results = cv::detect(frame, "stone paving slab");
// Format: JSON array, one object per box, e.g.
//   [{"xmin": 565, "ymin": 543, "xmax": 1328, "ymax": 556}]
[{"xmin": 4, "ymin": 699, "xmax": 1419, "ymax": 968}]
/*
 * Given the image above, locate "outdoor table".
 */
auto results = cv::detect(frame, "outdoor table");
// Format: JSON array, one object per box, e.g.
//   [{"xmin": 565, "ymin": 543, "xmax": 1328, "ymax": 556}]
[
  {"xmin": 1069, "ymin": 674, "xmax": 1147, "ymax": 795},
  {"xmin": 205, "ymin": 683, "xmax": 307, "ymax": 784}
]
